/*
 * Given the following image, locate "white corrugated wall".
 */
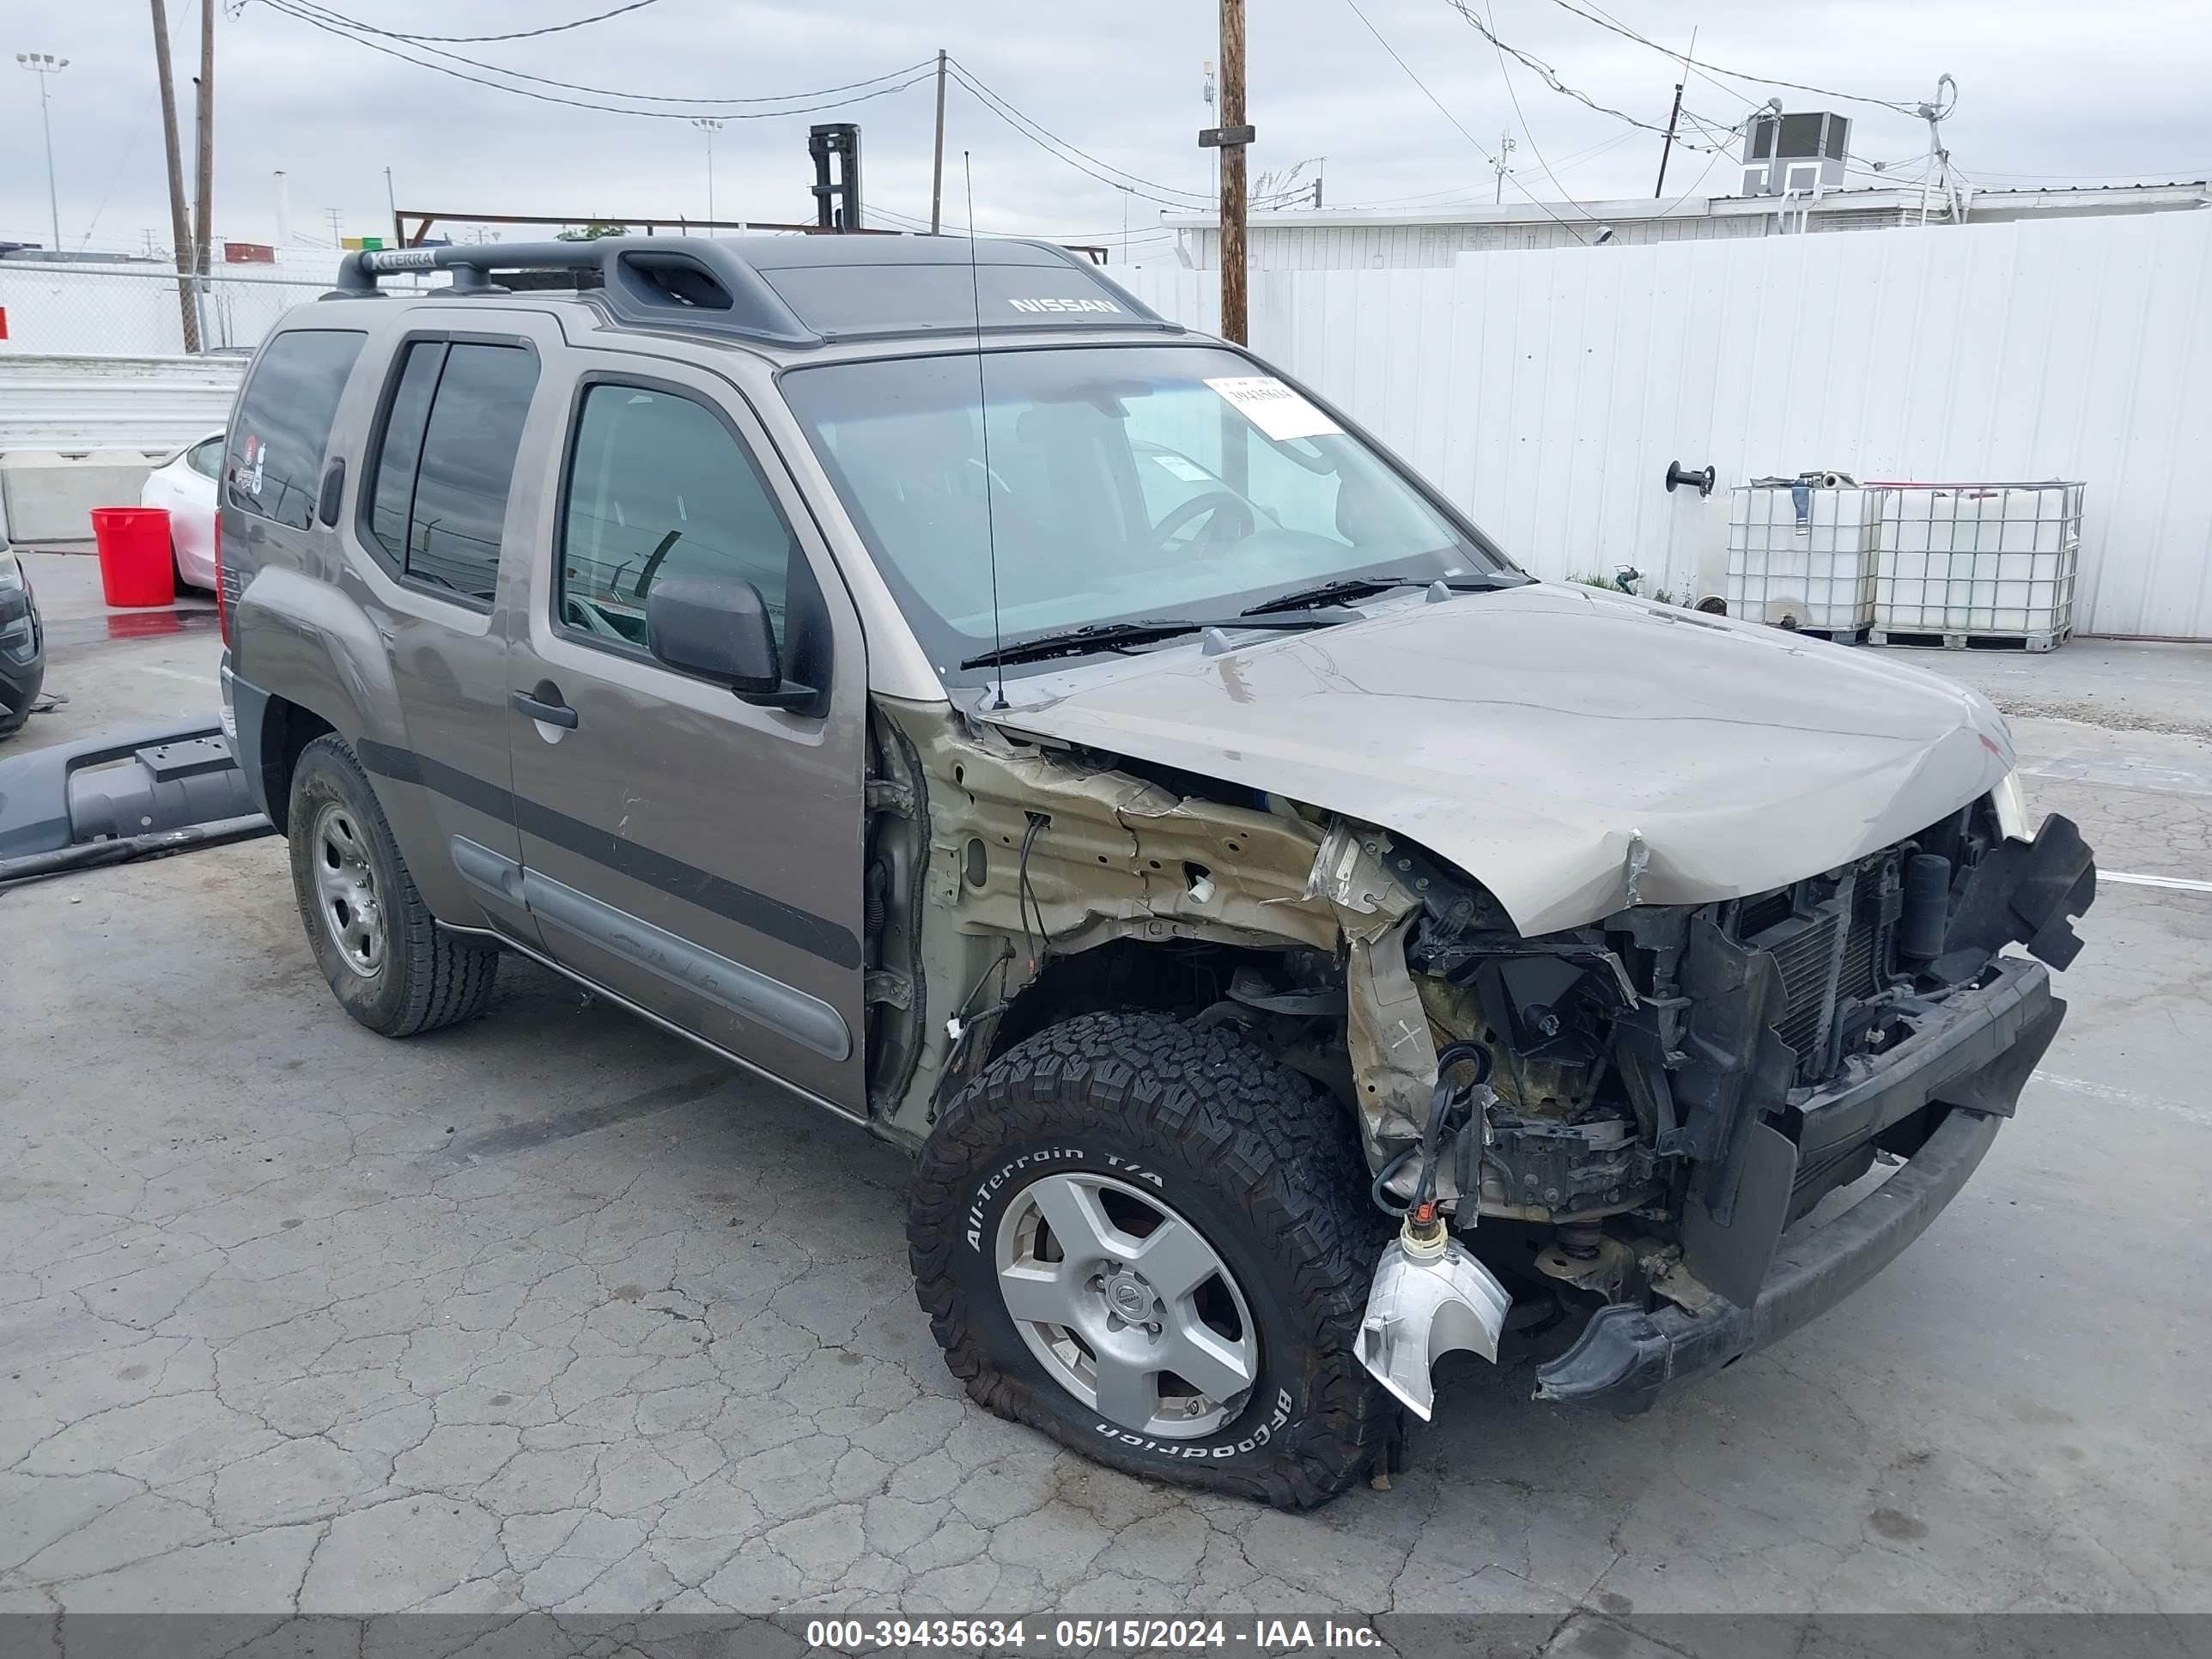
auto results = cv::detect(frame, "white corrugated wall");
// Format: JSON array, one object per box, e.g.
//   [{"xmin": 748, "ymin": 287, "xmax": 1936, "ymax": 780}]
[{"xmin": 1126, "ymin": 210, "xmax": 2212, "ymax": 639}]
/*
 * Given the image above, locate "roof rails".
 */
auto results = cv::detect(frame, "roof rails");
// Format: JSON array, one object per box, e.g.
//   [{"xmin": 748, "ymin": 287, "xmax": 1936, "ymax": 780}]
[
  {"xmin": 325, "ymin": 234, "xmax": 1176, "ymax": 350},
  {"xmin": 329, "ymin": 238, "xmax": 818, "ymax": 347}
]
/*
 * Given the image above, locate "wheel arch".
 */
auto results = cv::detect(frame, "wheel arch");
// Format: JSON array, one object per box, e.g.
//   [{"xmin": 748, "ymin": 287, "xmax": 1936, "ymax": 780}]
[
  {"xmin": 983, "ymin": 935, "xmax": 1327, "ymax": 1067},
  {"xmin": 256, "ymin": 696, "xmax": 338, "ymax": 836}
]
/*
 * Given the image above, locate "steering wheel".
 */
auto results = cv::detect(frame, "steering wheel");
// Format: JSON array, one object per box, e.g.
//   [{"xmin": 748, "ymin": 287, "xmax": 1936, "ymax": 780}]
[{"xmin": 1143, "ymin": 489, "xmax": 1255, "ymax": 556}]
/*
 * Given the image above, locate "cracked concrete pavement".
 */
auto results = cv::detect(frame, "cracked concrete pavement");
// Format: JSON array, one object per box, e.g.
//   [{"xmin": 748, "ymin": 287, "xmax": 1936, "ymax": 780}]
[{"xmin": 2, "ymin": 554, "xmax": 2208, "ymax": 1632}]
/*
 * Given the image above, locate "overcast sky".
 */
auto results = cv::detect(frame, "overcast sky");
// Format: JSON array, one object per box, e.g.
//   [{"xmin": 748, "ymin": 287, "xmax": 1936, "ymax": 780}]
[{"xmin": 7, "ymin": 0, "xmax": 2209, "ymax": 263}]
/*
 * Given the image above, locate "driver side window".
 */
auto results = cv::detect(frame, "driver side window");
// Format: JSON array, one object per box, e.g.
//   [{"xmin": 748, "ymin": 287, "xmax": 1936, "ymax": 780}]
[{"xmin": 556, "ymin": 382, "xmax": 796, "ymax": 655}]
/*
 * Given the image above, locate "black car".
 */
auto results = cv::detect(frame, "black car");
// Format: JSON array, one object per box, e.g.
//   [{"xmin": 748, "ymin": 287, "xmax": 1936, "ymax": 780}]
[{"xmin": 0, "ymin": 537, "xmax": 45, "ymax": 739}]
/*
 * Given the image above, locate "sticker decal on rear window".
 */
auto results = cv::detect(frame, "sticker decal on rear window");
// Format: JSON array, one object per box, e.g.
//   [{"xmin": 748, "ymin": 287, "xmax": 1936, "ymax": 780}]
[{"xmin": 1204, "ymin": 375, "xmax": 1340, "ymax": 442}]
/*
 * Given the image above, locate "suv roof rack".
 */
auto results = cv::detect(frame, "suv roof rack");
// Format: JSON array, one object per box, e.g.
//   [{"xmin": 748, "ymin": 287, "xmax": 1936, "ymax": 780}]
[{"xmin": 325, "ymin": 234, "xmax": 1177, "ymax": 350}]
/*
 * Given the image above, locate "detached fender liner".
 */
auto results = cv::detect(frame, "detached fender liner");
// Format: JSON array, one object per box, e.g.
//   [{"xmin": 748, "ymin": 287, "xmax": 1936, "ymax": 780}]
[{"xmin": 1536, "ymin": 1102, "xmax": 2002, "ymax": 1413}]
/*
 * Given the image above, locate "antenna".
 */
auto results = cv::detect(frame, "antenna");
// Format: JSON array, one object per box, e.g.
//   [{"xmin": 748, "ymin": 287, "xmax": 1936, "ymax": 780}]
[{"xmin": 964, "ymin": 151, "xmax": 1008, "ymax": 711}]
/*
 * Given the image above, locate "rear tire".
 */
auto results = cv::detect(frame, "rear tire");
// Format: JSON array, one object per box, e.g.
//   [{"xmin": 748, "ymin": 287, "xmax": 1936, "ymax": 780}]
[
  {"xmin": 908, "ymin": 1011, "xmax": 1392, "ymax": 1510},
  {"xmin": 286, "ymin": 734, "xmax": 498, "ymax": 1037}
]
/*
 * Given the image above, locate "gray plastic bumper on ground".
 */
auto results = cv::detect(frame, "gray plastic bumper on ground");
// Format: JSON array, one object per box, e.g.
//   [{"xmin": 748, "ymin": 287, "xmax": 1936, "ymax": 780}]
[{"xmin": 0, "ymin": 719, "xmax": 270, "ymax": 882}]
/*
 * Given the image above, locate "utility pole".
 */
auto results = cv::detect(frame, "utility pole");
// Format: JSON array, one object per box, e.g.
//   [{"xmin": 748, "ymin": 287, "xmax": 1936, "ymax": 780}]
[
  {"xmin": 14, "ymin": 53, "xmax": 67, "ymax": 254},
  {"xmin": 1205, "ymin": 0, "xmax": 1250, "ymax": 345},
  {"xmin": 929, "ymin": 49, "xmax": 947, "ymax": 234},
  {"xmin": 145, "ymin": 3, "xmax": 201, "ymax": 351},
  {"xmin": 1493, "ymin": 130, "xmax": 1516, "ymax": 204},
  {"xmin": 191, "ymin": 0, "xmax": 214, "ymax": 289},
  {"xmin": 690, "ymin": 117, "xmax": 724, "ymax": 222},
  {"xmin": 1654, "ymin": 27, "xmax": 1693, "ymax": 201},
  {"xmin": 326, "ymin": 208, "xmax": 344, "ymax": 246}
]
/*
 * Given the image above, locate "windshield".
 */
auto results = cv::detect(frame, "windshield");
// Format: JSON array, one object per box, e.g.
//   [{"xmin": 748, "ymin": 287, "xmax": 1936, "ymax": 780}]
[{"xmin": 781, "ymin": 343, "xmax": 1516, "ymax": 683}]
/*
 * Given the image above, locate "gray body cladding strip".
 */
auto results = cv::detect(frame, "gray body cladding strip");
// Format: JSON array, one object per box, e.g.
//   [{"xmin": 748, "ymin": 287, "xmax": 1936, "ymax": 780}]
[{"xmin": 452, "ymin": 836, "xmax": 852, "ymax": 1062}]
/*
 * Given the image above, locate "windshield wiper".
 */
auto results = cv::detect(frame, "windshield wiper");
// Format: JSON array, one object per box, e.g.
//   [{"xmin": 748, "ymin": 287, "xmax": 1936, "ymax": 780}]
[
  {"xmin": 1240, "ymin": 571, "xmax": 1525, "ymax": 617},
  {"xmin": 961, "ymin": 614, "xmax": 1334, "ymax": 671}
]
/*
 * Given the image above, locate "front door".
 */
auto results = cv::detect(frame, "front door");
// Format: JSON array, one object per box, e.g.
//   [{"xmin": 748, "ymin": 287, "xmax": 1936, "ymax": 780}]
[{"xmin": 501, "ymin": 358, "xmax": 871, "ymax": 1113}]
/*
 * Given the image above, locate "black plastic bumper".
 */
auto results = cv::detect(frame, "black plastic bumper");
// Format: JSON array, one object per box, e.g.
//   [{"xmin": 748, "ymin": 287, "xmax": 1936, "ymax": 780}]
[
  {"xmin": 1535, "ymin": 963, "xmax": 2062, "ymax": 1413},
  {"xmin": 0, "ymin": 715, "xmax": 267, "ymax": 882}
]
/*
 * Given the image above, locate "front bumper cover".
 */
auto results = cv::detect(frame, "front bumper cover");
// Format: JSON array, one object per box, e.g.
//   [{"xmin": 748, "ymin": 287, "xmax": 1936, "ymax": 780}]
[{"xmin": 1535, "ymin": 957, "xmax": 2064, "ymax": 1413}]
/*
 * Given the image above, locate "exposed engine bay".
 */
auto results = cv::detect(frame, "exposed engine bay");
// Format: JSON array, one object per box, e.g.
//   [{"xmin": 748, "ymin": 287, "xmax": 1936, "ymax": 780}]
[{"xmin": 861, "ymin": 695, "xmax": 2096, "ymax": 1417}]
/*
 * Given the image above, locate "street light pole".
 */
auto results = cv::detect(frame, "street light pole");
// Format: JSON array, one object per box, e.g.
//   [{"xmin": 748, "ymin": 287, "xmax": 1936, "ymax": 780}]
[
  {"xmin": 15, "ymin": 52, "xmax": 69, "ymax": 252},
  {"xmin": 691, "ymin": 118, "xmax": 724, "ymax": 225}
]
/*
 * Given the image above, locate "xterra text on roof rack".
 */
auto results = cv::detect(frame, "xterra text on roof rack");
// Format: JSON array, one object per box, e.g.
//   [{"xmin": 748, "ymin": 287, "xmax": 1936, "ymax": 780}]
[{"xmin": 216, "ymin": 234, "xmax": 2094, "ymax": 1509}]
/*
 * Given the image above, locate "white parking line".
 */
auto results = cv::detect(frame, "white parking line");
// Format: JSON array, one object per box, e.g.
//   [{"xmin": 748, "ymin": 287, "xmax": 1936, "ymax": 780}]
[
  {"xmin": 2101, "ymin": 871, "xmax": 2212, "ymax": 894},
  {"xmin": 2032, "ymin": 1072, "xmax": 2212, "ymax": 1130},
  {"xmin": 131, "ymin": 664, "xmax": 217, "ymax": 686}
]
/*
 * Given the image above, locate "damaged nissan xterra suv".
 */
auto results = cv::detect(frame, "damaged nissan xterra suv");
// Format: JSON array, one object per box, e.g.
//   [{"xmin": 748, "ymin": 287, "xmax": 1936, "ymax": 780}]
[{"xmin": 218, "ymin": 236, "xmax": 2095, "ymax": 1510}]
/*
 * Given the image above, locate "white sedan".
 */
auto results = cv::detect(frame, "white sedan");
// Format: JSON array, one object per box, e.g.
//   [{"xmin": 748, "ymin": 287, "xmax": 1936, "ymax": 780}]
[{"xmin": 139, "ymin": 431, "xmax": 224, "ymax": 592}]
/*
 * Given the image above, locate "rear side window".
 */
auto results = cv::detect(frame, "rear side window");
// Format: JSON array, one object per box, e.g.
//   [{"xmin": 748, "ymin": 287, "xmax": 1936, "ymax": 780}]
[
  {"xmin": 555, "ymin": 382, "xmax": 798, "ymax": 653},
  {"xmin": 364, "ymin": 340, "xmax": 538, "ymax": 605},
  {"xmin": 185, "ymin": 438, "xmax": 223, "ymax": 480},
  {"xmin": 227, "ymin": 329, "xmax": 366, "ymax": 530},
  {"xmin": 367, "ymin": 343, "xmax": 446, "ymax": 565}
]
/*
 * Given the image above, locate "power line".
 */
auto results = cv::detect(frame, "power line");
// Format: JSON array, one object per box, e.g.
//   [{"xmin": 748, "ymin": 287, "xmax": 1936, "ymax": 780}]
[
  {"xmin": 944, "ymin": 62, "xmax": 1316, "ymax": 217},
  {"xmin": 253, "ymin": 0, "xmax": 936, "ymax": 119},
  {"xmin": 1339, "ymin": 0, "xmax": 1594, "ymax": 244},
  {"xmin": 1532, "ymin": 0, "xmax": 1923, "ymax": 115},
  {"xmin": 1656, "ymin": 140, "xmax": 1727, "ymax": 217},
  {"xmin": 945, "ymin": 60, "xmax": 1213, "ymax": 207},
  {"xmin": 1310, "ymin": 131, "xmax": 1644, "ymax": 213},
  {"xmin": 1440, "ymin": 1, "xmax": 1747, "ymax": 152},
  {"xmin": 1559, "ymin": 0, "xmax": 1759, "ymax": 115},
  {"xmin": 297, "ymin": 0, "xmax": 665, "ymax": 42},
  {"xmin": 277, "ymin": 1, "xmax": 933, "ymax": 107},
  {"xmin": 78, "ymin": 0, "xmax": 198, "ymax": 248},
  {"xmin": 1480, "ymin": 0, "xmax": 1603, "ymax": 222},
  {"xmin": 253, "ymin": 1, "xmax": 936, "ymax": 116},
  {"xmin": 1477, "ymin": 0, "xmax": 1945, "ymax": 191}
]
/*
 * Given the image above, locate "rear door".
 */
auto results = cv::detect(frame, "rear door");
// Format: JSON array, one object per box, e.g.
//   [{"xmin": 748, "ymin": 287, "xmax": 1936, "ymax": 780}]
[
  {"xmin": 501, "ymin": 352, "xmax": 870, "ymax": 1113},
  {"xmin": 331, "ymin": 314, "xmax": 557, "ymax": 945}
]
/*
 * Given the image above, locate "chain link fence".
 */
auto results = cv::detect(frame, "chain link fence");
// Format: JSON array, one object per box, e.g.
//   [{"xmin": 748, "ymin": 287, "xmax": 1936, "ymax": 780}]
[{"xmin": 0, "ymin": 260, "xmax": 433, "ymax": 357}]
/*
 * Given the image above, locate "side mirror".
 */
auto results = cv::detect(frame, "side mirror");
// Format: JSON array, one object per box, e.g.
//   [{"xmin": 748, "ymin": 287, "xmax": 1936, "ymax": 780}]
[{"xmin": 645, "ymin": 572, "xmax": 816, "ymax": 711}]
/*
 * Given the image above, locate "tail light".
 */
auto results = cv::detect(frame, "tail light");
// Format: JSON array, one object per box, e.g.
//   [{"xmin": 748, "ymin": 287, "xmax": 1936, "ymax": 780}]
[{"xmin": 213, "ymin": 518, "xmax": 231, "ymax": 648}]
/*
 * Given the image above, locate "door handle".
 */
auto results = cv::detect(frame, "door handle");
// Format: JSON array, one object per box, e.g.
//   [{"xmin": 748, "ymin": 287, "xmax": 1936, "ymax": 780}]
[{"xmin": 513, "ymin": 685, "xmax": 579, "ymax": 729}]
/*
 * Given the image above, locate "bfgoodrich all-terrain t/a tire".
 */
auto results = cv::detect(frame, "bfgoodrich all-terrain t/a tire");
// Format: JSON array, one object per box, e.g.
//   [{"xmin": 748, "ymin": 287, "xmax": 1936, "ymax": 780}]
[
  {"xmin": 287, "ymin": 733, "xmax": 499, "ymax": 1038},
  {"xmin": 908, "ymin": 1011, "xmax": 1393, "ymax": 1509}
]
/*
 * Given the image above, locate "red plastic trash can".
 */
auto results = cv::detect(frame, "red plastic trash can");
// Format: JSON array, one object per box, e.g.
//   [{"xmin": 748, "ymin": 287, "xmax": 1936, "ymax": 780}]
[{"xmin": 89, "ymin": 507, "xmax": 175, "ymax": 608}]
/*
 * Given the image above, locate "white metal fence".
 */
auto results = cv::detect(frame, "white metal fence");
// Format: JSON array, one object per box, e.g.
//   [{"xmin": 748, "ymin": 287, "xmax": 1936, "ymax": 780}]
[
  {"xmin": 9, "ymin": 220, "xmax": 2209, "ymax": 636},
  {"xmin": 1124, "ymin": 209, "xmax": 2212, "ymax": 641}
]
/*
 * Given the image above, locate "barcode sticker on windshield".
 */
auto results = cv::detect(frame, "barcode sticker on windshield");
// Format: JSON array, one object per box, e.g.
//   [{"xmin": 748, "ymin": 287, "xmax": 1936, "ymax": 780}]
[{"xmin": 1205, "ymin": 376, "xmax": 1340, "ymax": 442}]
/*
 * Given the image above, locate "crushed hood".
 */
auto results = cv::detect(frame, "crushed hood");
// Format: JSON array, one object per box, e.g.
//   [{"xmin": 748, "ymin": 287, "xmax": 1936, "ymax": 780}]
[{"xmin": 994, "ymin": 583, "xmax": 2014, "ymax": 935}]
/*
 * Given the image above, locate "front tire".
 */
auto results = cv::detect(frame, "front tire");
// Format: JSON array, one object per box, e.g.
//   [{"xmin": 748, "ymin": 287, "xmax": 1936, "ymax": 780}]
[
  {"xmin": 908, "ymin": 1011, "xmax": 1392, "ymax": 1509},
  {"xmin": 286, "ymin": 734, "xmax": 498, "ymax": 1037}
]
